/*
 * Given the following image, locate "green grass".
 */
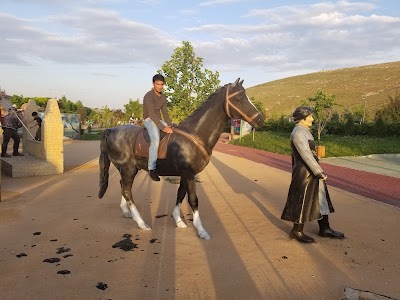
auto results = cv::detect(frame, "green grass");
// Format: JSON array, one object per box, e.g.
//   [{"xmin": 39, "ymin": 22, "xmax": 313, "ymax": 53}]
[
  {"xmin": 231, "ymin": 131, "xmax": 400, "ymax": 157},
  {"xmin": 78, "ymin": 128, "xmax": 399, "ymax": 157},
  {"xmin": 81, "ymin": 130, "xmax": 104, "ymax": 140}
]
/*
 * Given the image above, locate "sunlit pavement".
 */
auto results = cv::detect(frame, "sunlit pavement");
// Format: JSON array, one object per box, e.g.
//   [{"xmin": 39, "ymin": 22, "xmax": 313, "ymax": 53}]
[{"xmin": 0, "ymin": 140, "xmax": 399, "ymax": 299}]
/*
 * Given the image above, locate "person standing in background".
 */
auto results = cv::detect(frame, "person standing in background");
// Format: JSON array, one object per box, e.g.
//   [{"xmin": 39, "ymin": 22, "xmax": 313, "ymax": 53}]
[
  {"xmin": 30, "ymin": 112, "xmax": 42, "ymax": 141},
  {"xmin": 1, "ymin": 107, "xmax": 24, "ymax": 157}
]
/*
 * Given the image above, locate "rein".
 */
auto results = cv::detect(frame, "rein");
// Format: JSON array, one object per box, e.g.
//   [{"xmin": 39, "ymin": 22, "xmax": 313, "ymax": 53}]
[
  {"xmin": 172, "ymin": 128, "xmax": 210, "ymax": 165},
  {"xmin": 225, "ymin": 86, "xmax": 260, "ymax": 124}
]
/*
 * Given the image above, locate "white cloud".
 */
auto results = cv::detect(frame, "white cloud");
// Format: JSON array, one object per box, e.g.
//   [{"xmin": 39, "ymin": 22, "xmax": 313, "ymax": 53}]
[
  {"xmin": 199, "ymin": 0, "xmax": 244, "ymax": 7},
  {"xmin": 1, "ymin": 1, "xmax": 400, "ymax": 107}
]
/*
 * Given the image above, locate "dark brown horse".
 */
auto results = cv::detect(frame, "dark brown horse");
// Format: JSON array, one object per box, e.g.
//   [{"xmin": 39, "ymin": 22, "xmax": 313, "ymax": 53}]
[{"xmin": 98, "ymin": 79, "xmax": 264, "ymax": 239}]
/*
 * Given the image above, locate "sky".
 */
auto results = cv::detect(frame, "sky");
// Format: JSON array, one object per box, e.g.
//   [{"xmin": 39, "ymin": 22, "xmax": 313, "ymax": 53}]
[{"xmin": 1, "ymin": 0, "xmax": 399, "ymax": 110}]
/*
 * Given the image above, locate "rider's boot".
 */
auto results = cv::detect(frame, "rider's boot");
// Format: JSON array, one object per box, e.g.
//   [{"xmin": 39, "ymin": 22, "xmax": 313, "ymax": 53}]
[{"xmin": 149, "ymin": 169, "xmax": 160, "ymax": 181}]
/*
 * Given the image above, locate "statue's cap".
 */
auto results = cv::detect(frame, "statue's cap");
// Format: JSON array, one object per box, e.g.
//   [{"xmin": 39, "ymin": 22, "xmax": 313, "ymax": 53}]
[{"xmin": 293, "ymin": 106, "xmax": 313, "ymax": 122}]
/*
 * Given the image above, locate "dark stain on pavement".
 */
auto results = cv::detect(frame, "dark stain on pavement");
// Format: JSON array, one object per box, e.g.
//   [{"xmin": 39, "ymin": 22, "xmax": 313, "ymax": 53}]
[
  {"xmin": 155, "ymin": 214, "xmax": 168, "ymax": 218},
  {"xmin": 96, "ymin": 282, "xmax": 108, "ymax": 290},
  {"xmin": 56, "ymin": 247, "xmax": 71, "ymax": 254},
  {"xmin": 43, "ymin": 258, "xmax": 61, "ymax": 263},
  {"xmin": 57, "ymin": 270, "xmax": 71, "ymax": 275},
  {"xmin": 112, "ymin": 234, "xmax": 138, "ymax": 251}
]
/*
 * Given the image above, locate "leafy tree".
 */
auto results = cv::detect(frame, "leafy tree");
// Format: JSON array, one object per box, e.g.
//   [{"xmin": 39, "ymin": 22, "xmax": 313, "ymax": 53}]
[
  {"xmin": 124, "ymin": 98, "xmax": 143, "ymax": 122},
  {"xmin": 373, "ymin": 114, "xmax": 386, "ymax": 136},
  {"xmin": 113, "ymin": 109, "xmax": 125, "ymax": 123},
  {"xmin": 344, "ymin": 114, "xmax": 355, "ymax": 135},
  {"xmin": 251, "ymin": 98, "xmax": 267, "ymax": 118},
  {"xmin": 331, "ymin": 111, "xmax": 340, "ymax": 122},
  {"xmin": 84, "ymin": 106, "xmax": 93, "ymax": 119},
  {"xmin": 101, "ymin": 106, "xmax": 114, "ymax": 127},
  {"xmin": 10, "ymin": 95, "xmax": 25, "ymax": 108},
  {"xmin": 302, "ymin": 90, "xmax": 336, "ymax": 145},
  {"xmin": 375, "ymin": 91, "xmax": 400, "ymax": 122},
  {"xmin": 75, "ymin": 100, "xmax": 87, "ymax": 122},
  {"xmin": 158, "ymin": 41, "xmax": 220, "ymax": 122},
  {"xmin": 58, "ymin": 96, "xmax": 77, "ymax": 113},
  {"xmin": 87, "ymin": 110, "xmax": 102, "ymax": 127},
  {"xmin": 33, "ymin": 97, "xmax": 50, "ymax": 108}
]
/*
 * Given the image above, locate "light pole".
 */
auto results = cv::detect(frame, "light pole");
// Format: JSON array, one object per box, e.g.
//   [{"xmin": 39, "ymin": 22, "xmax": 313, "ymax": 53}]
[{"xmin": 362, "ymin": 96, "xmax": 366, "ymax": 124}]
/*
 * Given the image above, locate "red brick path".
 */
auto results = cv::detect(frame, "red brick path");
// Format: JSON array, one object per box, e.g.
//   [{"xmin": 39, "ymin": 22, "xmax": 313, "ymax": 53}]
[{"xmin": 214, "ymin": 142, "xmax": 400, "ymax": 208}]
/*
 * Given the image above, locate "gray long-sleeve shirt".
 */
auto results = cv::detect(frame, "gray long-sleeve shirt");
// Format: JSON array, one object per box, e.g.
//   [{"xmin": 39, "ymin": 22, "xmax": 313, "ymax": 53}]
[{"xmin": 143, "ymin": 89, "xmax": 172, "ymax": 130}]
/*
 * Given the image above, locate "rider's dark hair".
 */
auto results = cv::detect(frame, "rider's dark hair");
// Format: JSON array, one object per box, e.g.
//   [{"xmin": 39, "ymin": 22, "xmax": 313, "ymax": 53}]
[{"xmin": 152, "ymin": 74, "xmax": 165, "ymax": 83}]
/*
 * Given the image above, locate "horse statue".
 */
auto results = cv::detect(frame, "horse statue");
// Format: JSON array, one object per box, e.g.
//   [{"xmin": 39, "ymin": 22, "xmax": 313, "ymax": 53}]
[{"xmin": 98, "ymin": 78, "xmax": 264, "ymax": 239}]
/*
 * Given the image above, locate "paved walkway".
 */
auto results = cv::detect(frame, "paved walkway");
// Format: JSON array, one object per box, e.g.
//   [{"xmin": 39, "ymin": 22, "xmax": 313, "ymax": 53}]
[
  {"xmin": 215, "ymin": 143, "xmax": 400, "ymax": 208},
  {"xmin": 1, "ymin": 140, "xmax": 399, "ymax": 299},
  {"xmin": 2, "ymin": 140, "xmax": 400, "ymax": 208}
]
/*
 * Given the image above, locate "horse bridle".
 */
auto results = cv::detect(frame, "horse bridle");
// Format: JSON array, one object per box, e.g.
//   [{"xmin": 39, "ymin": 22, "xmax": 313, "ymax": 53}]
[
  {"xmin": 225, "ymin": 85, "xmax": 261, "ymax": 124},
  {"xmin": 172, "ymin": 85, "xmax": 261, "ymax": 168}
]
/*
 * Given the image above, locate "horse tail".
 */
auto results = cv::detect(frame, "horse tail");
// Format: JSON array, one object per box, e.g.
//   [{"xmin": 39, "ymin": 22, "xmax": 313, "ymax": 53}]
[{"xmin": 98, "ymin": 129, "xmax": 111, "ymax": 199}]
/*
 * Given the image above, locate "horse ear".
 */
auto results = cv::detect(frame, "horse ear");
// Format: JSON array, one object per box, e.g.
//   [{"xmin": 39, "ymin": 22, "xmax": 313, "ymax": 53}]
[
  {"xmin": 232, "ymin": 78, "xmax": 240, "ymax": 87},
  {"xmin": 239, "ymin": 79, "xmax": 244, "ymax": 86}
]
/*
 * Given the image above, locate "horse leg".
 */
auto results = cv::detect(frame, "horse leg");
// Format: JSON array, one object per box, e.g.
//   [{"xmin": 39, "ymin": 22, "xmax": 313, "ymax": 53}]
[
  {"xmin": 120, "ymin": 197, "xmax": 132, "ymax": 218},
  {"xmin": 119, "ymin": 166, "xmax": 151, "ymax": 231},
  {"xmin": 186, "ymin": 176, "xmax": 211, "ymax": 240},
  {"xmin": 172, "ymin": 177, "xmax": 188, "ymax": 229}
]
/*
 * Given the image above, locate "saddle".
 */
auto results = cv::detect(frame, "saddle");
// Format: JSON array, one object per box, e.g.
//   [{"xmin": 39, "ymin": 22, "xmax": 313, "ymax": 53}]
[{"xmin": 134, "ymin": 127, "xmax": 170, "ymax": 159}]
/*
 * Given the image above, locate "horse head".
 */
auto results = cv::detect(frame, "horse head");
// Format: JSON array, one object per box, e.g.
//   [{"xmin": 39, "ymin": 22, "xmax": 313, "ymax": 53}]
[{"xmin": 225, "ymin": 78, "xmax": 264, "ymax": 128}]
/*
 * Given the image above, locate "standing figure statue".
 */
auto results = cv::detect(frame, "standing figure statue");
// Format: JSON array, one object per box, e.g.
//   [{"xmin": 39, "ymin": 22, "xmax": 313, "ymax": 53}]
[{"xmin": 281, "ymin": 106, "xmax": 344, "ymax": 243}]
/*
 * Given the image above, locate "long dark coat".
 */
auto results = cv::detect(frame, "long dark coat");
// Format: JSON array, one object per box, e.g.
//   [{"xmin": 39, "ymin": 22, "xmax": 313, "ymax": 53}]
[{"xmin": 281, "ymin": 125, "xmax": 334, "ymax": 223}]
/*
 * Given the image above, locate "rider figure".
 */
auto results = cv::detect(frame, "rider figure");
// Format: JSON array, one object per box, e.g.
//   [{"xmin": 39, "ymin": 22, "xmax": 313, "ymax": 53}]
[{"xmin": 143, "ymin": 74, "xmax": 173, "ymax": 181}]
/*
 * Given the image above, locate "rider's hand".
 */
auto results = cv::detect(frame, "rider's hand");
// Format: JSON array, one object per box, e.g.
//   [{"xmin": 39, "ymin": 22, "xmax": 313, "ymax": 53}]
[{"xmin": 163, "ymin": 126, "xmax": 173, "ymax": 134}]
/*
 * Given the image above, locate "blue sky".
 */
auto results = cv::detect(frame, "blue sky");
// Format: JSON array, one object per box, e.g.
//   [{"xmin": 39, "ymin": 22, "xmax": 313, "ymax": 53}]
[{"xmin": 1, "ymin": 0, "xmax": 399, "ymax": 109}]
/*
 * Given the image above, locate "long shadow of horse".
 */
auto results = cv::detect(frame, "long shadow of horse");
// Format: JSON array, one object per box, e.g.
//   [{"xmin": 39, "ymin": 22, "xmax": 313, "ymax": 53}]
[
  {"xmin": 210, "ymin": 155, "xmax": 290, "ymax": 235},
  {"xmin": 196, "ymin": 155, "xmax": 355, "ymax": 298}
]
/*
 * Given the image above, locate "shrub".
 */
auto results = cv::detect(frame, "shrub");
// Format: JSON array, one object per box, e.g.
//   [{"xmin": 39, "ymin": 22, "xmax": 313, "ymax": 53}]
[
  {"xmin": 373, "ymin": 115, "xmax": 386, "ymax": 136},
  {"xmin": 386, "ymin": 122, "xmax": 400, "ymax": 136},
  {"xmin": 344, "ymin": 114, "xmax": 355, "ymax": 135},
  {"xmin": 353, "ymin": 123, "xmax": 373, "ymax": 135},
  {"xmin": 326, "ymin": 121, "xmax": 344, "ymax": 135}
]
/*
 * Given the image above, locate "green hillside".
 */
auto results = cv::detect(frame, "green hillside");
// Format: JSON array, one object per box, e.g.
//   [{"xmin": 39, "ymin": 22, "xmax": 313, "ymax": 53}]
[{"xmin": 246, "ymin": 61, "xmax": 400, "ymax": 120}]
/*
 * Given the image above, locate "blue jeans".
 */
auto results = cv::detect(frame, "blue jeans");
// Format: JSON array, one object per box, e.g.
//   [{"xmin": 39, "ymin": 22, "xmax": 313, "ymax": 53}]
[{"xmin": 144, "ymin": 117, "xmax": 167, "ymax": 170}]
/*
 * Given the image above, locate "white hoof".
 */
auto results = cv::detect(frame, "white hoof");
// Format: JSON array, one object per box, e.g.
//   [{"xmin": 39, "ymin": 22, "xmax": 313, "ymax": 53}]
[
  {"xmin": 138, "ymin": 223, "xmax": 151, "ymax": 231},
  {"xmin": 123, "ymin": 212, "xmax": 133, "ymax": 218},
  {"xmin": 176, "ymin": 220, "xmax": 188, "ymax": 228},
  {"xmin": 198, "ymin": 231, "xmax": 211, "ymax": 240}
]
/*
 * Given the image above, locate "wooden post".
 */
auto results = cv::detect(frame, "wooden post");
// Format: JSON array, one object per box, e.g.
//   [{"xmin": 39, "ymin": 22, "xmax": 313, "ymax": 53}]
[{"xmin": 317, "ymin": 146, "xmax": 326, "ymax": 158}]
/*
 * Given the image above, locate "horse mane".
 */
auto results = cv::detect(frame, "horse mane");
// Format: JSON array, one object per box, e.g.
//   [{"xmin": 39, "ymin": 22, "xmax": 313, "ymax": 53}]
[{"xmin": 178, "ymin": 84, "xmax": 227, "ymax": 128}]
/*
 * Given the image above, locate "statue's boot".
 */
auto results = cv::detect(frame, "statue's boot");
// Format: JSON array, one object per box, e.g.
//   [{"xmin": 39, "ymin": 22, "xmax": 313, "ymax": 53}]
[
  {"xmin": 318, "ymin": 215, "xmax": 345, "ymax": 239},
  {"xmin": 290, "ymin": 223, "xmax": 315, "ymax": 243}
]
